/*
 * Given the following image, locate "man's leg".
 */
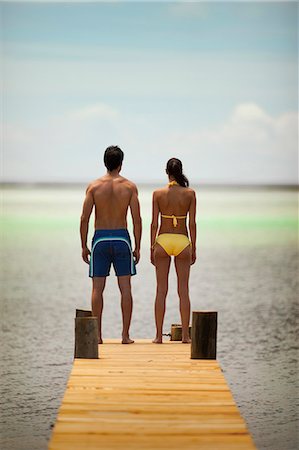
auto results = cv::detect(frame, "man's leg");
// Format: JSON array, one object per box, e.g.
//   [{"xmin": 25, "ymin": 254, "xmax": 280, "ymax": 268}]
[
  {"xmin": 92, "ymin": 277, "xmax": 106, "ymax": 344},
  {"xmin": 117, "ymin": 275, "xmax": 134, "ymax": 344}
]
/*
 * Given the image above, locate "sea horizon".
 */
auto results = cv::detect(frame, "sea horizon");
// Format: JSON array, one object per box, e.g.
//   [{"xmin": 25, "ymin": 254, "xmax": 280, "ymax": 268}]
[{"xmin": 1, "ymin": 181, "xmax": 298, "ymax": 190}]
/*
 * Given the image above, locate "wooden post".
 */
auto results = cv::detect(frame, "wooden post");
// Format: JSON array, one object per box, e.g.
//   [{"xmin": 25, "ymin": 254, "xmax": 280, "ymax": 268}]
[
  {"xmin": 171, "ymin": 324, "xmax": 192, "ymax": 341},
  {"xmin": 191, "ymin": 311, "xmax": 217, "ymax": 359},
  {"xmin": 76, "ymin": 309, "xmax": 92, "ymax": 318},
  {"xmin": 74, "ymin": 317, "xmax": 99, "ymax": 359}
]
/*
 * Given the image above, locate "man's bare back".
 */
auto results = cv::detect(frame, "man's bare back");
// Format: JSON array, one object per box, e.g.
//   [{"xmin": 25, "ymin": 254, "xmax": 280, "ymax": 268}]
[
  {"xmin": 80, "ymin": 172, "xmax": 141, "ymax": 264},
  {"xmin": 89, "ymin": 174, "xmax": 137, "ymax": 230}
]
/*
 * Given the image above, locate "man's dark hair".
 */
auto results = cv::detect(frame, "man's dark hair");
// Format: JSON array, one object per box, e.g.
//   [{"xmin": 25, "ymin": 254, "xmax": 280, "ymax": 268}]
[{"xmin": 104, "ymin": 146, "xmax": 124, "ymax": 172}]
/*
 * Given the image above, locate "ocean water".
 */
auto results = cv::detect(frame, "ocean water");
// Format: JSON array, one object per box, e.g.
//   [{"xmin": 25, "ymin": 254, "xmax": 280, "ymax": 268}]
[{"xmin": 1, "ymin": 185, "xmax": 298, "ymax": 450}]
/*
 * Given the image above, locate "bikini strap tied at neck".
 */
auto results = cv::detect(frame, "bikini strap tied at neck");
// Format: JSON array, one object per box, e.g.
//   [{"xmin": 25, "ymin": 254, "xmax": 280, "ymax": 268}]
[{"xmin": 168, "ymin": 180, "xmax": 179, "ymax": 187}]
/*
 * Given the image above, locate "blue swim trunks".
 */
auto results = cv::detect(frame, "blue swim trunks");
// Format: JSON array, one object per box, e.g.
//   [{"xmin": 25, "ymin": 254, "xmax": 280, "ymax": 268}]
[{"xmin": 89, "ymin": 229, "xmax": 136, "ymax": 278}]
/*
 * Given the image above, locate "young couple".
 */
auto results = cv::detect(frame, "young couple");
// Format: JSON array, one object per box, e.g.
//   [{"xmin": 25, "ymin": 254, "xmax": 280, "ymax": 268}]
[{"xmin": 80, "ymin": 146, "xmax": 197, "ymax": 345}]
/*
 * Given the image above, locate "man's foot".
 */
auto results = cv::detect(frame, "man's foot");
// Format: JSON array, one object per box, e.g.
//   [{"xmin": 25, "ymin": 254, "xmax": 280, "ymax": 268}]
[
  {"xmin": 152, "ymin": 337, "xmax": 163, "ymax": 344},
  {"xmin": 122, "ymin": 337, "xmax": 134, "ymax": 344},
  {"xmin": 182, "ymin": 336, "xmax": 191, "ymax": 344},
  {"xmin": 98, "ymin": 337, "xmax": 103, "ymax": 344}
]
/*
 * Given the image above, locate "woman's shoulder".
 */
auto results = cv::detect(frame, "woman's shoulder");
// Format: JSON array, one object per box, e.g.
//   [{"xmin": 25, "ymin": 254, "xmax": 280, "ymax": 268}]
[
  {"xmin": 184, "ymin": 186, "xmax": 196, "ymax": 196},
  {"xmin": 153, "ymin": 186, "xmax": 168, "ymax": 197}
]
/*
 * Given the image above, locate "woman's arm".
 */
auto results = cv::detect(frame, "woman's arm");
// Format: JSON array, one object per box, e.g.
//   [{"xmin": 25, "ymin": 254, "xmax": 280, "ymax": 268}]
[
  {"xmin": 150, "ymin": 191, "xmax": 159, "ymax": 265},
  {"xmin": 189, "ymin": 190, "xmax": 197, "ymax": 265}
]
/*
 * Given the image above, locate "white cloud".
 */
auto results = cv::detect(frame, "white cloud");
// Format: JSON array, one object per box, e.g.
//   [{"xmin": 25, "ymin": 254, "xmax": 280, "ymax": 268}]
[
  {"xmin": 161, "ymin": 103, "xmax": 298, "ymax": 184},
  {"xmin": 231, "ymin": 103, "xmax": 271, "ymax": 124},
  {"xmin": 66, "ymin": 103, "xmax": 119, "ymax": 121},
  {"xmin": 2, "ymin": 103, "xmax": 298, "ymax": 184},
  {"xmin": 168, "ymin": 2, "xmax": 208, "ymax": 19}
]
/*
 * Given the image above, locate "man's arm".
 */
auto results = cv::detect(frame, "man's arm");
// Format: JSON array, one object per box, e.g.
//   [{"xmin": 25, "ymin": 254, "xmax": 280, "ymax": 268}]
[
  {"xmin": 129, "ymin": 184, "xmax": 142, "ymax": 264},
  {"xmin": 80, "ymin": 185, "xmax": 94, "ymax": 264},
  {"xmin": 150, "ymin": 191, "xmax": 159, "ymax": 265},
  {"xmin": 189, "ymin": 190, "xmax": 197, "ymax": 265}
]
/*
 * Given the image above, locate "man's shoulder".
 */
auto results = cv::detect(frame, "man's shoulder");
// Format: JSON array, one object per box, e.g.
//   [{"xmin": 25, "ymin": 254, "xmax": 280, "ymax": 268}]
[
  {"xmin": 86, "ymin": 178, "xmax": 104, "ymax": 192},
  {"xmin": 119, "ymin": 176, "xmax": 138, "ymax": 191}
]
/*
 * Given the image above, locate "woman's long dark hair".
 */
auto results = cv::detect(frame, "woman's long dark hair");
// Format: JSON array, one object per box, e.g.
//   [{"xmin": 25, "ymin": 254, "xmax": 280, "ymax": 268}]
[{"xmin": 166, "ymin": 158, "xmax": 189, "ymax": 187}]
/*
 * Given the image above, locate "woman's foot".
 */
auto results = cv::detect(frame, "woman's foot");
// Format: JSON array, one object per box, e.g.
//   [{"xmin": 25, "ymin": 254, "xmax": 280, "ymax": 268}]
[
  {"xmin": 98, "ymin": 336, "xmax": 103, "ymax": 344},
  {"xmin": 122, "ymin": 336, "xmax": 135, "ymax": 344},
  {"xmin": 182, "ymin": 336, "xmax": 191, "ymax": 344},
  {"xmin": 152, "ymin": 336, "xmax": 163, "ymax": 344}
]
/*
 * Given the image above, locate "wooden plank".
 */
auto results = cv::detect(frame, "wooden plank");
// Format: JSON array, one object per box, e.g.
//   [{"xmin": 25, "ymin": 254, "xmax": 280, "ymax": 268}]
[
  {"xmin": 49, "ymin": 434, "xmax": 256, "ymax": 450},
  {"xmin": 49, "ymin": 340, "xmax": 257, "ymax": 449},
  {"xmin": 59, "ymin": 404, "xmax": 241, "ymax": 414}
]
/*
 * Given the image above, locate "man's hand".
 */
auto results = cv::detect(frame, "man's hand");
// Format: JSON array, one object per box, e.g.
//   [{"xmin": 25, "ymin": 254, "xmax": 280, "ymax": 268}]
[
  {"xmin": 191, "ymin": 249, "xmax": 196, "ymax": 265},
  {"xmin": 150, "ymin": 248, "xmax": 155, "ymax": 266},
  {"xmin": 82, "ymin": 247, "xmax": 91, "ymax": 264},
  {"xmin": 133, "ymin": 248, "xmax": 140, "ymax": 265}
]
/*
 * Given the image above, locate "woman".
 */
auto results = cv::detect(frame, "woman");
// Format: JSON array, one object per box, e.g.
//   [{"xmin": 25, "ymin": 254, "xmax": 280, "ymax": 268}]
[{"xmin": 151, "ymin": 158, "xmax": 197, "ymax": 343}]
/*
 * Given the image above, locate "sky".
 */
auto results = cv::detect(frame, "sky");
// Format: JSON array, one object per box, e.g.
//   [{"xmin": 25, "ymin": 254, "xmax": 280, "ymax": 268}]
[{"xmin": 1, "ymin": 1, "xmax": 298, "ymax": 184}]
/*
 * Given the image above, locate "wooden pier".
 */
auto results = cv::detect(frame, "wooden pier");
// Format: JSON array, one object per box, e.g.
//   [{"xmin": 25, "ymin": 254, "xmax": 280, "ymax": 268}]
[{"xmin": 49, "ymin": 340, "xmax": 256, "ymax": 450}]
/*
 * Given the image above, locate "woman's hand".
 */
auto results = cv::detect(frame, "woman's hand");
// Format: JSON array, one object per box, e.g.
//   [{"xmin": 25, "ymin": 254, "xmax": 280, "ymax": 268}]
[
  {"xmin": 150, "ymin": 248, "xmax": 155, "ymax": 266},
  {"xmin": 191, "ymin": 249, "xmax": 196, "ymax": 265},
  {"xmin": 133, "ymin": 248, "xmax": 140, "ymax": 264}
]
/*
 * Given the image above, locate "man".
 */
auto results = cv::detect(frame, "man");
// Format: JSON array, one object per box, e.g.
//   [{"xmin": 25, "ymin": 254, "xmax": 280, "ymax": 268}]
[{"xmin": 80, "ymin": 145, "xmax": 142, "ymax": 344}]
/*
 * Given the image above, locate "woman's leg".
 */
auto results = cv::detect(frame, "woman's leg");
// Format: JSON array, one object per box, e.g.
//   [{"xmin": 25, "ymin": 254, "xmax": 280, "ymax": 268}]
[
  {"xmin": 175, "ymin": 246, "xmax": 191, "ymax": 343},
  {"xmin": 153, "ymin": 244, "xmax": 171, "ymax": 343}
]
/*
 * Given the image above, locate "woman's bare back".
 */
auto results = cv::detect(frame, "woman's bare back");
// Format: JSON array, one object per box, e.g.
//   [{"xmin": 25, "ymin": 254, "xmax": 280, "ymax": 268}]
[{"xmin": 155, "ymin": 185, "xmax": 195, "ymax": 235}]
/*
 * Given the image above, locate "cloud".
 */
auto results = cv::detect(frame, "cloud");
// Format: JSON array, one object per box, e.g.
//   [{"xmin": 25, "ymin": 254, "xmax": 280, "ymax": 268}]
[
  {"xmin": 161, "ymin": 103, "xmax": 298, "ymax": 184},
  {"xmin": 168, "ymin": 2, "xmax": 208, "ymax": 19},
  {"xmin": 231, "ymin": 103, "xmax": 271, "ymax": 124},
  {"xmin": 66, "ymin": 103, "xmax": 119, "ymax": 121},
  {"xmin": 2, "ymin": 102, "xmax": 298, "ymax": 184}
]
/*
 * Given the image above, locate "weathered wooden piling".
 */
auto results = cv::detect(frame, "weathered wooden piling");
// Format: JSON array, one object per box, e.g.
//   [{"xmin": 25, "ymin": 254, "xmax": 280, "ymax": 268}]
[
  {"xmin": 76, "ymin": 309, "xmax": 92, "ymax": 318},
  {"xmin": 191, "ymin": 311, "xmax": 217, "ymax": 359},
  {"xmin": 74, "ymin": 317, "xmax": 99, "ymax": 359},
  {"xmin": 170, "ymin": 324, "xmax": 192, "ymax": 341}
]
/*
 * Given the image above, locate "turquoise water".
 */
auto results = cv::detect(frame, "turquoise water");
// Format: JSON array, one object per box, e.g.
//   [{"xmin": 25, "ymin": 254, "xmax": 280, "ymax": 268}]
[{"xmin": 1, "ymin": 186, "xmax": 298, "ymax": 450}]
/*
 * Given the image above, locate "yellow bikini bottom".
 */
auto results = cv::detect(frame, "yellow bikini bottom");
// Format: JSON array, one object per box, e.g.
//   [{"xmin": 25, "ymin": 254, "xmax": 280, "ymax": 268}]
[{"xmin": 155, "ymin": 233, "xmax": 191, "ymax": 257}]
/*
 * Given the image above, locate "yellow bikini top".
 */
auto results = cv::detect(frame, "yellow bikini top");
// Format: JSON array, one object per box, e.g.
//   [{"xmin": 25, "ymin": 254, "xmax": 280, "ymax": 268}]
[
  {"xmin": 161, "ymin": 214, "xmax": 187, "ymax": 227},
  {"xmin": 162, "ymin": 181, "xmax": 187, "ymax": 227}
]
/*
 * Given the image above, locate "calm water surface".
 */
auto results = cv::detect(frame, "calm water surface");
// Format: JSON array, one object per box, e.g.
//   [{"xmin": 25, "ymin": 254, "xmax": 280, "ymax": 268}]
[{"xmin": 1, "ymin": 186, "xmax": 298, "ymax": 450}]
